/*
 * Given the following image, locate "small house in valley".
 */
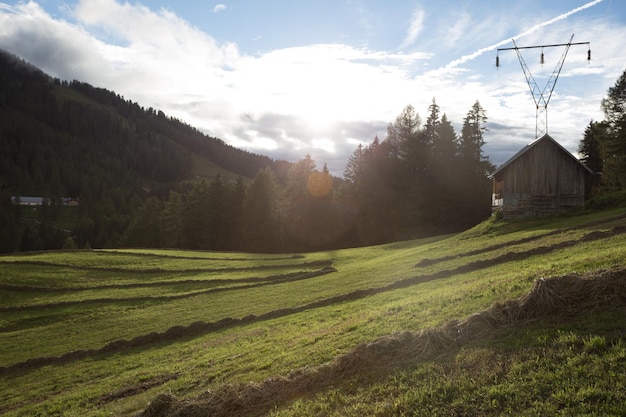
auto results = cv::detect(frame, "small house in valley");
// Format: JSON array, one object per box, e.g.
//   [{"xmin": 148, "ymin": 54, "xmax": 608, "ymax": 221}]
[
  {"xmin": 490, "ymin": 134, "xmax": 593, "ymax": 219},
  {"xmin": 11, "ymin": 196, "xmax": 80, "ymax": 206}
]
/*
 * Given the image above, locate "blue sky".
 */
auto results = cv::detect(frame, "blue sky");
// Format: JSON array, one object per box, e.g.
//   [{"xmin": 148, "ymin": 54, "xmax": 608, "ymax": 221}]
[{"xmin": 1, "ymin": 0, "xmax": 624, "ymax": 175}]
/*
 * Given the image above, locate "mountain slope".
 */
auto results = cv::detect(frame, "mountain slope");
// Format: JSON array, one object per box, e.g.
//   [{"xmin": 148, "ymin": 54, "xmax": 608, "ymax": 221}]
[
  {"xmin": 0, "ymin": 49, "xmax": 275, "ymax": 192},
  {"xmin": 0, "ymin": 50, "xmax": 279, "ymax": 249}
]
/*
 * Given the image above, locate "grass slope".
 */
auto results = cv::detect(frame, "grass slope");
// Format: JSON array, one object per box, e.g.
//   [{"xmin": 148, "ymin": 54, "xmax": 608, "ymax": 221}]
[{"xmin": 1, "ymin": 209, "xmax": 626, "ymax": 416}]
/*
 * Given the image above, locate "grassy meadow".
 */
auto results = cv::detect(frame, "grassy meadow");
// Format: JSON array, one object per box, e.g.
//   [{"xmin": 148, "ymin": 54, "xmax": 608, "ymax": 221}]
[{"xmin": 1, "ymin": 208, "xmax": 626, "ymax": 416}]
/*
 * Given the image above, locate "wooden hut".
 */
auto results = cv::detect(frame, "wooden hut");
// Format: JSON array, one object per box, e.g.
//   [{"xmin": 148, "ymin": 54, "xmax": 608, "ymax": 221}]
[{"xmin": 490, "ymin": 134, "xmax": 593, "ymax": 219}]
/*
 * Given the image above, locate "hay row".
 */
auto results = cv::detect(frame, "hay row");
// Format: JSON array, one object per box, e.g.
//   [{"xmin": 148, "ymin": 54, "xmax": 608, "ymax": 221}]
[
  {"xmin": 6, "ymin": 223, "xmax": 624, "ymax": 373},
  {"xmin": 0, "ymin": 268, "xmax": 339, "ymax": 375},
  {"xmin": 0, "ymin": 267, "xmax": 334, "ymax": 294},
  {"xmin": 1, "ymin": 259, "xmax": 333, "ymax": 274},
  {"xmin": 0, "ymin": 267, "xmax": 338, "ymax": 314},
  {"xmin": 138, "ymin": 267, "xmax": 626, "ymax": 417},
  {"xmin": 416, "ymin": 213, "xmax": 626, "ymax": 268}
]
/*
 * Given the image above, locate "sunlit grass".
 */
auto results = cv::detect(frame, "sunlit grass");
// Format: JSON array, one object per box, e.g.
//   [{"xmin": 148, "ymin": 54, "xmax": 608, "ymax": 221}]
[
  {"xmin": 271, "ymin": 310, "xmax": 626, "ymax": 416},
  {"xmin": 1, "ymin": 208, "xmax": 625, "ymax": 416}
]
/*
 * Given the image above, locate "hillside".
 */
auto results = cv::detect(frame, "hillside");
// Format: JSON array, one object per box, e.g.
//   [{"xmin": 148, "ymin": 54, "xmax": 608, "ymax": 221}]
[
  {"xmin": 1, "ymin": 208, "xmax": 625, "ymax": 416},
  {"xmin": 0, "ymin": 50, "xmax": 279, "ymax": 250},
  {"xmin": 1, "ymin": 50, "xmax": 505, "ymax": 254},
  {"xmin": 0, "ymin": 50, "xmax": 275, "ymax": 187}
]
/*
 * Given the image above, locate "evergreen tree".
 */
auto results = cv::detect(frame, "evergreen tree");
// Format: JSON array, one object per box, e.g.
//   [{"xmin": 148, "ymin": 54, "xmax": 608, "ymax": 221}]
[
  {"xmin": 182, "ymin": 180, "xmax": 211, "ymax": 249},
  {"xmin": 224, "ymin": 177, "xmax": 246, "ymax": 250},
  {"xmin": 579, "ymin": 120, "xmax": 605, "ymax": 174},
  {"xmin": 344, "ymin": 143, "xmax": 365, "ymax": 186},
  {"xmin": 355, "ymin": 135, "xmax": 407, "ymax": 244},
  {"xmin": 242, "ymin": 168, "xmax": 280, "ymax": 252},
  {"xmin": 599, "ymin": 69, "xmax": 626, "ymax": 189},
  {"xmin": 387, "ymin": 104, "xmax": 429, "ymax": 181},
  {"xmin": 0, "ymin": 192, "xmax": 19, "ymax": 253},
  {"xmin": 430, "ymin": 114, "xmax": 461, "ymax": 229},
  {"xmin": 161, "ymin": 191, "xmax": 185, "ymax": 248},
  {"xmin": 432, "ymin": 114, "xmax": 459, "ymax": 173},
  {"xmin": 286, "ymin": 154, "xmax": 316, "ymax": 198},
  {"xmin": 601, "ymin": 68, "xmax": 626, "ymax": 134},
  {"xmin": 120, "ymin": 196, "xmax": 163, "ymax": 247},
  {"xmin": 459, "ymin": 100, "xmax": 488, "ymax": 167},
  {"xmin": 424, "ymin": 98, "xmax": 441, "ymax": 151},
  {"xmin": 456, "ymin": 101, "xmax": 493, "ymax": 229},
  {"xmin": 284, "ymin": 157, "xmax": 339, "ymax": 250}
]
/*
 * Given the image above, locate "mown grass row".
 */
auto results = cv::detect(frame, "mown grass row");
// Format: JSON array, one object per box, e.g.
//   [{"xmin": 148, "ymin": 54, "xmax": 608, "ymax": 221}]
[
  {"xmin": 1, "ymin": 208, "xmax": 625, "ymax": 416},
  {"xmin": 271, "ymin": 309, "xmax": 626, "ymax": 416}
]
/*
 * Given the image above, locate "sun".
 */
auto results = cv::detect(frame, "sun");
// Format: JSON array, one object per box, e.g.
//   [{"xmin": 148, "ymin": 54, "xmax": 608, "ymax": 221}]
[{"xmin": 301, "ymin": 104, "xmax": 337, "ymax": 133}]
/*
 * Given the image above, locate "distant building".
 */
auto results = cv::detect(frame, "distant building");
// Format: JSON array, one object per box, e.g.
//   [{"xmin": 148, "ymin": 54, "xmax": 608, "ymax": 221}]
[
  {"xmin": 490, "ymin": 134, "xmax": 593, "ymax": 219},
  {"xmin": 11, "ymin": 196, "xmax": 45, "ymax": 206},
  {"xmin": 11, "ymin": 196, "xmax": 79, "ymax": 206}
]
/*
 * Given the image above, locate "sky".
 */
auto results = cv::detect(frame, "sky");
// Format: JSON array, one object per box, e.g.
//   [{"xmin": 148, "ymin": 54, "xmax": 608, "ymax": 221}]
[{"xmin": 0, "ymin": 0, "xmax": 624, "ymax": 176}]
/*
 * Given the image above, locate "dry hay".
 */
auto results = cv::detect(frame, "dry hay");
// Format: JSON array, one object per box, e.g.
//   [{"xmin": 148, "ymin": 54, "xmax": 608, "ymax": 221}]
[{"xmin": 138, "ymin": 267, "xmax": 626, "ymax": 417}]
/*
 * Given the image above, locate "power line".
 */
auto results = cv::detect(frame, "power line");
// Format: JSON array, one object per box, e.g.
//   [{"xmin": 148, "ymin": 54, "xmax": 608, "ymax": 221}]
[{"xmin": 495, "ymin": 34, "xmax": 591, "ymax": 139}]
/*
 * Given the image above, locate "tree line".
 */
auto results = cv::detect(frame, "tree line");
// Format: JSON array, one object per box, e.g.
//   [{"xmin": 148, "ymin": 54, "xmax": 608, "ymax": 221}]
[
  {"xmin": 579, "ymin": 68, "xmax": 626, "ymax": 196},
  {"xmin": 106, "ymin": 100, "xmax": 495, "ymax": 253},
  {"xmin": 1, "ymin": 49, "xmax": 493, "ymax": 253},
  {"xmin": 0, "ymin": 50, "xmax": 278, "ymax": 252}
]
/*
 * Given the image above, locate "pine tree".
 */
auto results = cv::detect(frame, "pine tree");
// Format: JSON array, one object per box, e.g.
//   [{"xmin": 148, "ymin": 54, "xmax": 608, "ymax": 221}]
[
  {"xmin": 0, "ymin": 192, "xmax": 19, "ymax": 253},
  {"xmin": 386, "ymin": 105, "xmax": 421, "ymax": 159},
  {"xmin": 456, "ymin": 101, "xmax": 493, "ymax": 229},
  {"xmin": 599, "ymin": 69, "xmax": 626, "ymax": 189},
  {"xmin": 242, "ymin": 168, "xmax": 280, "ymax": 252},
  {"xmin": 120, "ymin": 196, "xmax": 163, "ymax": 247},
  {"xmin": 182, "ymin": 180, "xmax": 211, "ymax": 249},
  {"xmin": 424, "ymin": 98, "xmax": 441, "ymax": 150},
  {"xmin": 431, "ymin": 113, "xmax": 458, "ymax": 175},
  {"xmin": 579, "ymin": 120, "xmax": 605, "ymax": 174},
  {"xmin": 344, "ymin": 143, "xmax": 365, "ymax": 186},
  {"xmin": 224, "ymin": 177, "xmax": 246, "ymax": 250},
  {"xmin": 459, "ymin": 100, "xmax": 488, "ymax": 167},
  {"xmin": 161, "ymin": 191, "xmax": 185, "ymax": 248}
]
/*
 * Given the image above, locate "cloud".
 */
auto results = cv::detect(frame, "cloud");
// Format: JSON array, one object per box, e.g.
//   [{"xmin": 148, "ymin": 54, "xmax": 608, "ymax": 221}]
[
  {"xmin": 213, "ymin": 4, "xmax": 226, "ymax": 13},
  {"xmin": 400, "ymin": 8, "xmax": 425, "ymax": 50},
  {"xmin": 433, "ymin": 0, "xmax": 605, "ymax": 75},
  {"xmin": 0, "ymin": 0, "xmax": 621, "ymax": 176}
]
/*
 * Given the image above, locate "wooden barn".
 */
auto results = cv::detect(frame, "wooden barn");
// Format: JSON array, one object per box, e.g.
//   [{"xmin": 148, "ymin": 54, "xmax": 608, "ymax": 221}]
[{"xmin": 490, "ymin": 134, "xmax": 593, "ymax": 219}]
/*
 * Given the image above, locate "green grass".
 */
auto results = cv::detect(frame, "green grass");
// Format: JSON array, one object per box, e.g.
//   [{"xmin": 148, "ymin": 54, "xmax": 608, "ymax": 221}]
[
  {"xmin": 273, "ymin": 310, "xmax": 626, "ymax": 416},
  {"xmin": 1, "ymin": 208, "xmax": 626, "ymax": 416}
]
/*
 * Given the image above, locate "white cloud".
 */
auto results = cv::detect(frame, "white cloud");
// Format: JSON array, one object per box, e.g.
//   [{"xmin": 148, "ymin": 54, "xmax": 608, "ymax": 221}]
[
  {"xmin": 0, "ymin": 0, "xmax": 622, "ymax": 175},
  {"xmin": 432, "ymin": 0, "xmax": 604, "ymax": 75},
  {"xmin": 213, "ymin": 4, "xmax": 226, "ymax": 13},
  {"xmin": 400, "ymin": 8, "xmax": 425, "ymax": 50}
]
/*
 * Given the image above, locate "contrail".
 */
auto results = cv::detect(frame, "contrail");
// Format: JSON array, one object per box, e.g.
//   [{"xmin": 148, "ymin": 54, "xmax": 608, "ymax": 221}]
[{"xmin": 433, "ymin": 0, "xmax": 603, "ymax": 73}]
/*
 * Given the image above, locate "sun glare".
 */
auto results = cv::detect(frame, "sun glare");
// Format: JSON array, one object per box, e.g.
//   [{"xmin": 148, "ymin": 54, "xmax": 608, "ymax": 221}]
[
  {"xmin": 312, "ymin": 138, "xmax": 336, "ymax": 154},
  {"xmin": 307, "ymin": 170, "xmax": 333, "ymax": 197}
]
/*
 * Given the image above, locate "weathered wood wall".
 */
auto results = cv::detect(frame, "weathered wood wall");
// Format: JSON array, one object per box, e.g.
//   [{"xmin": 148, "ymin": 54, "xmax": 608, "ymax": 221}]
[{"xmin": 492, "ymin": 138, "xmax": 587, "ymax": 218}]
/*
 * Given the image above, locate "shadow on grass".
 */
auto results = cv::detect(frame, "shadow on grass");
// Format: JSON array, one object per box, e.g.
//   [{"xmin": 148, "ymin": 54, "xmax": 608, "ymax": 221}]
[
  {"xmin": 139, "ymin": 267, "xmax": 626, "ymax": 417},
  {"xmin": 2, "ymin": 226, "xmax": 625, "ymax": 376},
  {"xmin": 416, "ymin": 214, "xmax": 626, "ymax": 267},
  {"xmin": 0, "ymin": 265, "xmax": 336, "ymax": 313}
]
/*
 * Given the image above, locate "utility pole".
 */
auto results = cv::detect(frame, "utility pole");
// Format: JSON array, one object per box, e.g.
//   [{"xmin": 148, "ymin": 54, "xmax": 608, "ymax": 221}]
[{"xmin": 496, "ymin": 34, "xmax": 590, "ymax": 139}]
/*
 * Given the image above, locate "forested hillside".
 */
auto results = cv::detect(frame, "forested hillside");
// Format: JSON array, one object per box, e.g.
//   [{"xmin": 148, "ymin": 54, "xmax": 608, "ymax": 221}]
[
  {"xmin": 0, "ymin": 51, "xmax": 499, "ymax": 253},
  {"xmin": 0, "ymin": 50, "xmax": 277, "ymax": 251}
]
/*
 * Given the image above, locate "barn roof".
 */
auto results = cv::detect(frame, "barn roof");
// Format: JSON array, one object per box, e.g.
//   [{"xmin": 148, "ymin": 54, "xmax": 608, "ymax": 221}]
[{"xmin": 489, "ymin": 134, "xmax": 593, "ymax": 178}]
